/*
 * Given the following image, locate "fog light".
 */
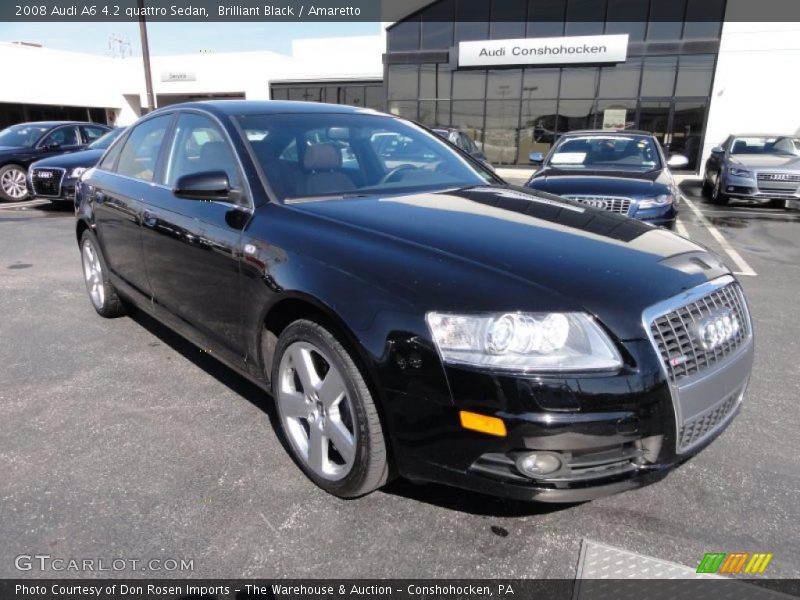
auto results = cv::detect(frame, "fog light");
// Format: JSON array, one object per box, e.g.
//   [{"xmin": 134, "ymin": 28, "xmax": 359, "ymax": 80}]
[{"xmin": 515, "ymin": 451, "xmax": 563, "ymax": 478}]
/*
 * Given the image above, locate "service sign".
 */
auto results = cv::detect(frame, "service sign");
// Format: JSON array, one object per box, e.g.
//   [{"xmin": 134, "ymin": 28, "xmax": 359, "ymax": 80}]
[{"xmin": 458, "ymin": 34, "xmax": 629, "ymax": 67}]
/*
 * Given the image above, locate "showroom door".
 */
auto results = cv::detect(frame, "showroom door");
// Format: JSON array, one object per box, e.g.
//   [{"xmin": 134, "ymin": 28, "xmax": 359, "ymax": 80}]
[{"xmin": 638, "ymin": 100, "xmax": 708, "ymax": 171}]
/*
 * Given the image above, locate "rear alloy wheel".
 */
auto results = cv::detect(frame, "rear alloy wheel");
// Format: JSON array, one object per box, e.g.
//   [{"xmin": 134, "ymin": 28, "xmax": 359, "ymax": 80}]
[
  {"xmin": 0, "ymin": 165, "xmax": 28, "ymax": 202},
  {"xmin": 80, "ymin": 231, "xmax": 126, "ymax": 318},
  {"xmin": 272, "ymin": 320, "xmax": 389, "ymax": 497},
  {"xmin": 710, "ymin": 175, "xmax": 729, "ymax": 206}
]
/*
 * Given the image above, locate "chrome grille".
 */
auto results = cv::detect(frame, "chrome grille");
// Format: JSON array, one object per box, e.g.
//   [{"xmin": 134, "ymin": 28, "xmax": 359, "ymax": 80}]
[
  {"xmin": 649, "ymin": 283, "xmax": 750, "ymax": 384},
  {"xmin": 562, "ymin": 195, "xmax": 632, "ymax": 215},
  {"xmin": 756, "ymin": 172, "xmax": 800, "ymax": 192},
  {"xmin": 30, "ymin": 167, "xmax": 64, "ymax": 197},
  {"xmin": 678, "ymin": 384, "xmax": 743, "ymax": 451}
]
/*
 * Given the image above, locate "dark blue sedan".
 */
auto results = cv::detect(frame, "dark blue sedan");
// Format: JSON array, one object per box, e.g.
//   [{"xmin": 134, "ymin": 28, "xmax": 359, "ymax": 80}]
[
  {"xmin": 525, "ymin": 130, "xmax": 688, "ymax": 229},
  {"xmin": 28, "ymin": 128, "xmax": 125, "ymax": 206}
]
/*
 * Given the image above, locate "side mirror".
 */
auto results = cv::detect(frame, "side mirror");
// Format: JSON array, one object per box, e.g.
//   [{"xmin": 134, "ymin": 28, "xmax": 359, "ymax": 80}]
[
  {"xmin": 711, "ymin": 146, "xmax": 724, "ymax": 154},
  {"xmin": 666, "ymin": 154, "xmax": 689, "ymax": 168},
  {"xmin": 174, "ymin": 171, "xmax": 231, "ymax": 200},
  {"xmin": 529, "ymin": 151, "xmax": 544, "ymax": 164}
]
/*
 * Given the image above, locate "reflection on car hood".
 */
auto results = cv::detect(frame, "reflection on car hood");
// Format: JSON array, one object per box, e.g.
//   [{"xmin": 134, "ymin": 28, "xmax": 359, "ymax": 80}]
[
  {"xmin": 289, "ymin": 185, "xmax": 729, "ymax": 339},
  {"xmin": 31, "ymin": 148, "xmax": 104, "ymax": 171},
  {"xmin": 730, "ymin": 154, "xmax": 800, "ymax": 170}
]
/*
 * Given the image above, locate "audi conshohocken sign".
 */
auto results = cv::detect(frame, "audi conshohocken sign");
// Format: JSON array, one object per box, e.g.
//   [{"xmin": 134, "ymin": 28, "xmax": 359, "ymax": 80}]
[{"xmin": 458, "ymin": 34, "xmax": 629, "ymax": 67}]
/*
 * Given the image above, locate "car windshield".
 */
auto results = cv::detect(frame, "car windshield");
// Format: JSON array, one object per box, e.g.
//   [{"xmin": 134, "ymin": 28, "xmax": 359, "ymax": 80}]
[
  {"xmin": 730, "ymin": 136, "xmax": 800, "ymax": 156},
  {"xmin": 546, "ymin": 135, "xmax": 661, "ymax": 172},
  {"xmin": 89, "ymin": 128, "xmax": 125, "ymax": 150},
  {"xmin": 0, "ymin": 124, "xmax": 50, "ymax": 148},
  {"xmin": 236, "ymin": 112, "xmax": 494, "ymax": 202}
]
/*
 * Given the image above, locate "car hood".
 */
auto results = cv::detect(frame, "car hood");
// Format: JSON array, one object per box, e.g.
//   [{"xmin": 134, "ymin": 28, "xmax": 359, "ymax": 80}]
[
  {"xmin": 730, "ymin": 154, "xmax": 800, "ymax": 170},
  {"xmin": 31, "ymin": 148, "xmax": 104, "ymax": 171},
  {"xmin": 528, "ymin": 168, "xmax": 672, "ymax": 197},
  {"xmin": 288, "ymin": 185, "xmax": 729, "ymax": 340}
]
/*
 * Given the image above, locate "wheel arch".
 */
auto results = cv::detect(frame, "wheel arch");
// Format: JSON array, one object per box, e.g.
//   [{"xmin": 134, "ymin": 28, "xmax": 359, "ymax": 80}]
[{"xmin": 76, "ymin": 218, "xmax": 91, "ymax": 245}]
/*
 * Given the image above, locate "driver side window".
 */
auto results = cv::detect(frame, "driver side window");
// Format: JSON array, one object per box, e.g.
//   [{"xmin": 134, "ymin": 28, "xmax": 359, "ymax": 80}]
[
  {"xmin": 40, "ymin": 126, "xmax": 79, "ymax": 148},
  {"xmin": 164, "ymin": 113, "xmax": 241, "ymax": 189}
]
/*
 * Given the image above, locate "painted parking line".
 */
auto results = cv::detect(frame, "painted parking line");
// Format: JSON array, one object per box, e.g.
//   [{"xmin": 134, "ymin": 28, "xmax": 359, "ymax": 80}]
[
  {"xmin": 674, "ymin": 218, "xmax": 690, "ymax": 239},
  {"xmin": 682, "ymin": 196, "xmax": 757, "ymax": 277},
  {"xmin": 0, "ymin": 198, "xmax": 49, "ymax": 210}
]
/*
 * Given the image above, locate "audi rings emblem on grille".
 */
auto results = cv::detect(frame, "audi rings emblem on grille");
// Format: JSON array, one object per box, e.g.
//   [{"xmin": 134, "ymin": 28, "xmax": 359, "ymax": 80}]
[{"xmin": 695, "ymin": 308, "xmax": 741, "ymax": 351}]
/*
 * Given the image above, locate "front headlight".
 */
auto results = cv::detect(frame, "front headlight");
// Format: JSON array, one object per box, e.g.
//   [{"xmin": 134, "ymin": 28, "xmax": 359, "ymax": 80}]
[
  {"xmin": 425, "ymin": 312, "xmax": 623, "ymax": 372},
  {"xmin": 70, "ymin": 167, "xmax": 87, "ymax": 178},
  {"xmin": 727, "ymin": 167, "xmax": 753, "ymax": 178},
  {"xmin": 638, "ymin": 194, "xmax": 674, "ymax": 209}
]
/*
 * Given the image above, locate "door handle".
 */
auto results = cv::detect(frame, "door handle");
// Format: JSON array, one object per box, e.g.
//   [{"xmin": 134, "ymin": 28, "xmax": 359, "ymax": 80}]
[
  {"xmin": 142, "ymin": 210, "xmax": 156, "ymax": 228},
  {"xmin": 94, "ymin": 190, "xmax": 106, "ymax": 204}
]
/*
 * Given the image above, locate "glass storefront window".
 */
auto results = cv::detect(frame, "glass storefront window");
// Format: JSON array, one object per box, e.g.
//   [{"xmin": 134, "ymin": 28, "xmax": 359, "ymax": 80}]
[
  {"xmin": 671, "ymin": 100, "xmax": 708, "ymax": 169},
  {"xmin": 675, "ymin": 54, "xmax": 715, "ymax": 97},
  {"xmin": 640, "ymin": 56, "xmax": 677, "ymax": 97},
  {"xmin": 647, "ymin": 1, "xmax": 686, "ymax": 40},
  {"xmin": 343, "ymin": 87, "xmax": 365, "ymax": 107},
  {"xmin": 388, "ymin": 18, "xmax": 420, "ymax": 52},
  {"xmin": 522, "ymin": 68, "xmax": 560, "ymax": 99},
  {"xmin": 388, "ymin": 101, "xmax": 418, "ymax": 121},
  {"xmin": 560, "ymin": 67, "xmax": 598, "ymax": 98},
  {"xmin": 526, "ymin": 0, "xmax": 565, "ymax": 38},
  {"xmin": 436, "ymin": 100, "xmax": 451, "ymax": 126},
  {"xmin": 455, "ymin": 0, "xmax": 490, "ymax": 43},
  {"xmin": 598, "ymin": 58, "xmax": 642, "ymax": 98},
  {"xmin": 388, "ymin": 65, "xmax": 419, "ymax": 100},
  {"xmin": 684, "ymin": 0, "xmax": 725, "ymax": 39},
  {"xmin": 519, "ymin": 99, "xmax": 559, "ymax": 163},
  {"xmin": 484, "ymin": 100, "xmax": 521, "ymax": 164},
  {"xmin": 420, "ymin": 64, "xmax": 437, "ymax": 99},
  {"xmin": 558, "ymin": 99, "xmax": 594, "ymax": 132},
  {"xmin": 451, "ymin": 100, "xmax": 485, "ymax": 147},
  {"xmin": 490, "ymin": 0, "xmax": 526, "ymax": 40},
  {"xmin": 592, "ymin": 99, "xmax": 637, "ymax": 130},
  {"xmin": 565, "ymin": 0, "xmax": 605, "ymax": 37},
  {"xmin": 605, "ymin": 0, "xmax": 648, "ymax": 41},
  {"xmin": 487, "ymin": 69, "xmax": 522, "ymax": 100},
  {"xmin": 452, "ymin": 70, "xmax": 486, "ymax": 100},
  {"xmin": 421, "ymin": 0, "xmax": 454, "ymax": 49},
  {"xmin": 638, "ymin": 101, "xmax": 671, "ymax": 145},
  {"xmin": 438, "ymin": 64, "xmax": 453, "ymax": 100},
  {"xmin": 364, "ymin": 85, "xmax": 385, "ymax": 111},
  {"xmin": 271, "ymin": 88, "xmax": 288, "ymax": 100},
  {"xmin": 419, "ymin": 100, "xmax": 437, "ymax": 126}
]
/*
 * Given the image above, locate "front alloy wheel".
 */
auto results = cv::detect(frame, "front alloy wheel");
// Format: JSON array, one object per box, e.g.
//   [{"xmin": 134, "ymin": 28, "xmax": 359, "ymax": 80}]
[
  {"xmin": 272, "ymin": 320, "xmax": 389, "ymax": 497},
  {"xmin": 711, "ymin": 175, "xmax": 729, "ymax": 205},
  {"xmin": 0, "ymin": 165, "xmax": 28, "ymax": 201}
]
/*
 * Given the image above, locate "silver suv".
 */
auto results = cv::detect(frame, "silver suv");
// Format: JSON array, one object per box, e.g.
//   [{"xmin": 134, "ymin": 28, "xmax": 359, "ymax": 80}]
[{"xmin": 703, "ymin": 134, "xmax": 800, "ymax": 207}]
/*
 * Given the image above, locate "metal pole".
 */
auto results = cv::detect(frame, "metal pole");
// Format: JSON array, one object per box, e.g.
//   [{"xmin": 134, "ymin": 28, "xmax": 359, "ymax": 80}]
[{"xmin": 137, "ymin": 0, "xmax": 156, "ymax": 114}]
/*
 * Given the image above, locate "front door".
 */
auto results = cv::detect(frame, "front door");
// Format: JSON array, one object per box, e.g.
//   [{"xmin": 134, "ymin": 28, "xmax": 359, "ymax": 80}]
[{"xmin": 139, "ymin": 111, "xmax": 250, "ymax": 361}]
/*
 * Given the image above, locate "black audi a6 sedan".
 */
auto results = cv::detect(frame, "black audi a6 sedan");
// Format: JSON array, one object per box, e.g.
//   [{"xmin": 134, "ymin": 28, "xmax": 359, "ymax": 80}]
[
  {"xmin": 28, "ymin": 128, "xmax": 126, "ymax": 206},
  {"xmin": 525, "ymin": 130, "xmax": 687, "ymax": 229},
  {"xmin": 0, "ymin": 121, "xmax": 111, "ymax": 201},
  {"xmin": 75, "ymin": 101, "xmax": 753, "ymax": 502}
]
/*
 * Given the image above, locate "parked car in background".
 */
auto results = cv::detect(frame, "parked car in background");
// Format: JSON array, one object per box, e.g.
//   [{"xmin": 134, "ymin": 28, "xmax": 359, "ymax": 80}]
[
  {"xmin": 75, "ymin": 101, "xmax": 753, "ymax": 503},
  {"xmin": 0, "ymin": 121, "xmax": 111, "ymax": 201},
  {"xmin": 28, "ymin": 128, "xmax": 125, "ymax": 206},
  {"xmin": 703, "ymin": 134, "xmax": 800, "ymax": 207},
  {"xmin": 431, "ymin": 126, "xmax": 494, "ymax": 170},
  {"xmin": 525, "ymin": 131, "xmax": 687, "ymax": 229}
]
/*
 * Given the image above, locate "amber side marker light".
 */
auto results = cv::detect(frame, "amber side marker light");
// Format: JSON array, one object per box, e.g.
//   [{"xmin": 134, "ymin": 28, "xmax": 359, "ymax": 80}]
[{"xmin": 459, "ymin": 411, "xmax": 507, "ymax": 437}]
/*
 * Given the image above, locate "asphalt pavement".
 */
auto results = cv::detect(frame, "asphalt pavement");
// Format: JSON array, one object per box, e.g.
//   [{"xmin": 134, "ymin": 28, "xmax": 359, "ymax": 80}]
[{"xmin": 1, "ymin": 185, "xmax": 799, "ymax": 579}]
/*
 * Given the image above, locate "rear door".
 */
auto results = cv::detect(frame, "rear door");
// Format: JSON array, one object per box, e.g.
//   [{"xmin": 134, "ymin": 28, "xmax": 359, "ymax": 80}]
[
  {"xmin": 91, "ymin": 114, "xmax": 174, "ymax": 300},
  {"xmin": 139, "ymin": 111, "xmax": 250, "ymax": 362},
  {"xmin": 35, "ymin": 125, "xmax": 84, "ymax": 160}
]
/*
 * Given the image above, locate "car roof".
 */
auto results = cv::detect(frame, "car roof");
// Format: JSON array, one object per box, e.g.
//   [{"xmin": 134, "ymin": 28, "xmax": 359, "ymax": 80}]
[
  {"xmin": 9, "ymin": 121, "xmax": 98, "ymax": 127},
  {"xmin": 729, "ymin": 133, "xmax": 796, "ymax": 138},
  {"xmin": 561, "ymin": 129, "xmax": 653, "ymax": 137},
  {"xmin": 150, "ymin": 100, "xmax": 381, "ymax": 118}
]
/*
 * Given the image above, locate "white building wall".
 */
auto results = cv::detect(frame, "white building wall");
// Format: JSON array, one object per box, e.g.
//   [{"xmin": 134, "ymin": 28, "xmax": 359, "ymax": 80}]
[{"xmin": 703, "ymin": 20, "xmax": 800, "ymax": 171}]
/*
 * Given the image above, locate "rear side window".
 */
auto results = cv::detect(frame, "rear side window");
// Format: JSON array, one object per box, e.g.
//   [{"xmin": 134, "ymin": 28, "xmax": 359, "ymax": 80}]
[
  {"xmin": 81, "ymin": 125, "xmax": 108, "ymax": 143},
  {"xmin": 40, "ymin": 126, "xmax": 80, "ymax": 148},
  {"xmin": 115, "ymin": 115, "xmax": 171, "ymax": 182}
]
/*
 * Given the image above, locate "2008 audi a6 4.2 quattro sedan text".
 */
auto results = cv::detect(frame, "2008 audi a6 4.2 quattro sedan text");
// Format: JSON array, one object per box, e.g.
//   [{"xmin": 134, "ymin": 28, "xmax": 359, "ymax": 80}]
[{"xmin": 74, "ymin": 101, "xmax": 754, "ymax": 502}]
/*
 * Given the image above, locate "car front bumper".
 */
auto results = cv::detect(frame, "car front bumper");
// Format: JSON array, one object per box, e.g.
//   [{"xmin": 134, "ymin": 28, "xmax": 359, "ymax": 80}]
[{"xmin": 723, "ymin": 173, "xmax": 800, "ymax": 200}]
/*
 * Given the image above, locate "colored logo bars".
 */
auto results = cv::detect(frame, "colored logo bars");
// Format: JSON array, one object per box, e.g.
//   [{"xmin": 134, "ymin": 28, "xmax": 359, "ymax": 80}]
[{"xmin": 697, "ymin": 552, "xmax": 774, "ymax": 574}]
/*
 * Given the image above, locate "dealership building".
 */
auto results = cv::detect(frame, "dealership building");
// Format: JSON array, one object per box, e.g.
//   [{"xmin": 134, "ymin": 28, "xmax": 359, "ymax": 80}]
[{"xmin": 3, "ymin": 0, "xmax": 800, "ymax": 173}]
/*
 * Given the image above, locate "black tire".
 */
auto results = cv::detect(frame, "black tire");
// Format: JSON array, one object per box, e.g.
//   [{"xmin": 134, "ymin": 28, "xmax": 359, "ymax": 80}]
[
  {"xmin": 79, "ymin": 230, "xmax": 126, "ymax": 318},
  {"xmin": 710, "ymin": 175, "xmax": 729, "ymax": 206},
  {"xmin": 701, "ymin": 172, "xmax": 713, "ymax": 197},
  {"xmin": 0, "ymin": 164, "xmax": 29, "ymax": 202},
  {"xmin": 769, "ymin": 198, "xmax": 786, "ymax": 209},
  {"xmin": 271, "ymin": 319, "xmax": 389, "ymax": 498}
]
